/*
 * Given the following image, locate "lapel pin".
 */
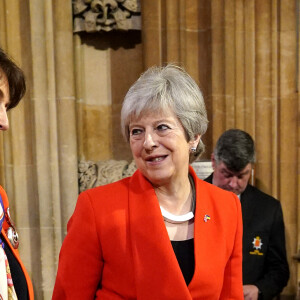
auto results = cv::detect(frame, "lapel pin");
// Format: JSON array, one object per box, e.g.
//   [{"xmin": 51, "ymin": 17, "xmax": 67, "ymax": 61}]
[{"xmin": 204, "ymin": 214, "xmax": 211, "ymax": 222}]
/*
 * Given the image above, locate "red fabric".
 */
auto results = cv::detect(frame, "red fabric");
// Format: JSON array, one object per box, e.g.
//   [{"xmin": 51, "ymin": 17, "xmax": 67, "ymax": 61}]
[
  {"xmin": 0, "ymin": 186, "xmax": 34, "ymax": 300},
  {"xmin": 53, "ymin": 167, "xmax": 243, "ymax": 299}
]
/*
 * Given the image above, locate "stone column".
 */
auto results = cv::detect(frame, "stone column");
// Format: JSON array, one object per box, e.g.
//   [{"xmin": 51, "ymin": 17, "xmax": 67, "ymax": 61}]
[
  {"xmin": 53, "ymin": 0, "xmax": 78, "ymax": 233},
  {"xmin": 165, "ymin": 0, "xmax": 180, "ymax": 62},
  {"xmin": 254, "ymin": 0, "xmax": 273, "ymax": 191},
  {"xmin": 298, "ymin": 0, "xmax": 300, "ymax": 288},
  {"xmin": 211, "ymin": 0, "xmax": 226, "ymax": 143},
  {"xmin": 141, "ymin": 0, "xmax": 162, "ymax": 68},
  {"xmin": 278, "ymin": 0, "xmax": 298, "ymax": 295},
  {"xmin": 28, "ymin": 0, "xmax": 63, "ymax": 297}
]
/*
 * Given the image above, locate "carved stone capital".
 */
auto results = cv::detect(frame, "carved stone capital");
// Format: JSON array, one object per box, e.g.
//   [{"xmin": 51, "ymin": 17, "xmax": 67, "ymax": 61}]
[
  {"xmin": 78, "ymin": 159, "xmax": 136, "ymax": 192},
  {"xmin": 73, "ymin": 0, "xmax": 141, "ymax": 32},
  {"xmin": 78, "ymin": 159, "xmax": 214, "ymax": 193}
]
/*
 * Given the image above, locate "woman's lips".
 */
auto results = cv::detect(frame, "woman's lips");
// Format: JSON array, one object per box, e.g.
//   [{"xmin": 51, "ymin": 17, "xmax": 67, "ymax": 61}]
[{"xmin": 145, "ymin": 155, "xmax": 167, "ymax": 163}]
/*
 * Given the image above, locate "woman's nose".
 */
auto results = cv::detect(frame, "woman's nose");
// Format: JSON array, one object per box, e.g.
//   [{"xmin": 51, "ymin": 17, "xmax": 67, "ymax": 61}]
[
  {"xmin": 143, "ymin": 131, "xmax": 157, "ymax": 150},
  {"xmin": 0, "ymin": 107, "xmax": 9, "ymax": 131}
]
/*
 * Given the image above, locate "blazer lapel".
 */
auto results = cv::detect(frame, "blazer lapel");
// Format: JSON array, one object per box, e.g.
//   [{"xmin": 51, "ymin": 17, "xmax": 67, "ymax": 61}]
[
  {"xmin": 128, "ymin": 170, "xmax": 192, "ymax": 300},
  {"xmin": 188, "ymin": 169, "xmax": 215, "ymax": 296},
  {"xmin": 240, "ymin": 185, "xmax": 255, "ymax": 228}
]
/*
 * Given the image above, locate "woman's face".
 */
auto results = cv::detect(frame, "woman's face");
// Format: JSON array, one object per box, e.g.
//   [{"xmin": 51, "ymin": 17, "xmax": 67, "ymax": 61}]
[
  {"xmin": 0, "ymin": 71, "xmax": 9, "ymax": 131},
  {"xmin": 129, "ymin": 111, "xmax": 198, "ymax": 186}
]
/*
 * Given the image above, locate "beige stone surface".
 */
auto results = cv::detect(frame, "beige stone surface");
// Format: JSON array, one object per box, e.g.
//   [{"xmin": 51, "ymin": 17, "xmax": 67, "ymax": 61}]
[
  {"xmin": 82, "ymin": 104, "xmax": 112, "ymax": 160},
  {"xmin": 82, "ymin": 45, "xmax": 112, "ymax": 106}
]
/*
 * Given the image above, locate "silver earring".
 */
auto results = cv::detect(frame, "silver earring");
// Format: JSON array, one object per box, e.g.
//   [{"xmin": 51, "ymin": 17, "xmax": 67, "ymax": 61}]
[{"xmin": 190, "ymin": 147, "xmax": 197, "ymax": 153}]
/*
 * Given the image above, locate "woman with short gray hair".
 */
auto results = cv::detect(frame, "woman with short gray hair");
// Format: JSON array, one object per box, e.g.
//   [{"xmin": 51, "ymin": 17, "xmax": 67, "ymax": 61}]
[{"xmin": 53, "ymin": 64, "xmax": 244, "ymax": 299}]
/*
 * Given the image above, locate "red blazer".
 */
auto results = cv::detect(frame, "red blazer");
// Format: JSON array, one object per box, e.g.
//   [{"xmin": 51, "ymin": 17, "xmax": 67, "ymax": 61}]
[
  {"xmin": 0, "ymin": 186, "xmax": 34, "ymax": 300},
  {"xmin": 53, "ymin": 167, "xmax": 243, "ymax": 299}
]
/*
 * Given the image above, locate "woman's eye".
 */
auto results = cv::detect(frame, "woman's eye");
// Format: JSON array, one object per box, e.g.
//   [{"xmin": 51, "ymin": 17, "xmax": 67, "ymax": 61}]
[
  {"xmin": 157, "ymin": 124, "xmax": 170, "ymax": 131},
  {"xmin": 131, "ymin": 128, "xmax": 143, "ymax": 136}
]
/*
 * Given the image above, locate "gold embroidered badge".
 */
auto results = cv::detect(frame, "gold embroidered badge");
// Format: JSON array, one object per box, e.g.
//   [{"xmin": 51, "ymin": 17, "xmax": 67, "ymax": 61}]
[{"xmin": 249, "ymin": 236, "xmax": 264, "ymax": 255}]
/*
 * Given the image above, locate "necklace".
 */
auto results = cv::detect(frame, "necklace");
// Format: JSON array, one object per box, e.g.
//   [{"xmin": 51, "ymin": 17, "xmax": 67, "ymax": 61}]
[
  {"xmin": 160, "ymin": 206, "xmax": 194, "ymax": 224},
  {"xmin": 160, "ymin": 175, "xmax": 196, "ymax": 224}
]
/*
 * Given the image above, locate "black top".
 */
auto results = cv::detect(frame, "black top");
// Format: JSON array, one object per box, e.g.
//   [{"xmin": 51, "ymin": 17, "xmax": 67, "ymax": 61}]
[
  {"xmin": 171, "ymin": 239, "xmax": 195, "ymax": 286},
  {"xmin": 2, "ymin": 234, "xmax": 29, "ymax": 300}
]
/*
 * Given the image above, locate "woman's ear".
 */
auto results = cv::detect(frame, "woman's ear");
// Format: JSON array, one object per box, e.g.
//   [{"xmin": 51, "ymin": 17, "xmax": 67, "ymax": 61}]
[{"xmin": 189, "ymin": 134, "xmax": 201, "ymax": 149}]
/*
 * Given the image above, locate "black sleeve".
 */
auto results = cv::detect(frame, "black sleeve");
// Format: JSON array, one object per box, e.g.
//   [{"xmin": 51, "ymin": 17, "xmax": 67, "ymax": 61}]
[{"xmin": 255, "ymin": 202, "xmax": 289, "ymax": 300}]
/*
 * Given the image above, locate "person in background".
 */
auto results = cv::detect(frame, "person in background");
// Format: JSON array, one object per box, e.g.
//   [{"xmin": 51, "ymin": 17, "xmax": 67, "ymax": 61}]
[
  {"xmin": 0, "ymin": 48, "xmax": 34, "ymax": 299},
  {"xmin": 205, "ymin": 129, "xmax": 289, "ymax": 300},
  {"xmin": 52, "ymin": 64, "xmax": 243, "ymax": 299}
]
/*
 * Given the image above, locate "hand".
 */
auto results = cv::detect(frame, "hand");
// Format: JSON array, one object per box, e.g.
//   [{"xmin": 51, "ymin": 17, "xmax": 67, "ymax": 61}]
[{"xmin": 243, "ymin": 284, "xmax": 259, "ymax": 300}]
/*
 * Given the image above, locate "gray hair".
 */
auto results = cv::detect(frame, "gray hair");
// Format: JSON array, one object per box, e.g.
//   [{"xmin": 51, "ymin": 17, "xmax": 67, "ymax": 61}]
[
  {"xmin": 214, "ymin": 129, "xmax": 256, "ymax": 172},
  {"xmin": 121, "ymin": 64, "xmax": 208, "ymax": 162}
]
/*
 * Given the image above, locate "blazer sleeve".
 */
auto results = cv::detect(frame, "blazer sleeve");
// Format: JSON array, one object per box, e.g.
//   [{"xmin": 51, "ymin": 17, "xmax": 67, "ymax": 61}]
[
  {"xmin": 255, "ymin": 202, "xmax": 290, "ymax": 299},
  {"xmin": 52, "ymin": 191, "xmax": 103, "ymax": 299},
  {"xmin": 220, "ymin": 194, "xmax": 244, "ymax": 299}
]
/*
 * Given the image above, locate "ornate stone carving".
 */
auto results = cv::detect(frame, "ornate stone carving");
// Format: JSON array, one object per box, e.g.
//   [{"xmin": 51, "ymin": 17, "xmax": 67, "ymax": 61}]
[
  {"xmin": 73, "ymin": 0, "xmax": 141, "ymax": 32},
  {"xmin": 78, "ymin": 159, "xmax": 137, "ymax": 192},
  {"xmin": 78, "ymin": 159, "xmax": 214, "ymax": 193}
]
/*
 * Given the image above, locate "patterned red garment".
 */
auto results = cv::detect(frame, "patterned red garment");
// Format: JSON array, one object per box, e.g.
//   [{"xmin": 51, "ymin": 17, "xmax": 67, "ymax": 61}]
[{"xmin": 0, "ymin": 195, "xmax": 17, "ymax": 300}]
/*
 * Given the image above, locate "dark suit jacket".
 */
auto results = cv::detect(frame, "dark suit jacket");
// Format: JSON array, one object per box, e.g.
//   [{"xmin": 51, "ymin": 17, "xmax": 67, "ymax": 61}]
[
  {"xmin": 53, "ymin": 167, "xmax": 244, "ymax": 299},
  {"xmin": 205, "ymin": 174, "xmax": 289, "ymax": 300}
]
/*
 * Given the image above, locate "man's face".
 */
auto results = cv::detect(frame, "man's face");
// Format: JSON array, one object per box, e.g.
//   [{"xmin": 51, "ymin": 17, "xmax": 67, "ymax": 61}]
[{"xmin": 212, "ymin": 154, "xmax": 252, "ymax": 195}]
